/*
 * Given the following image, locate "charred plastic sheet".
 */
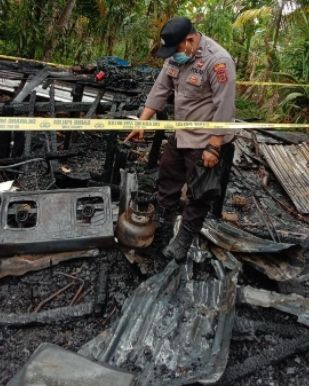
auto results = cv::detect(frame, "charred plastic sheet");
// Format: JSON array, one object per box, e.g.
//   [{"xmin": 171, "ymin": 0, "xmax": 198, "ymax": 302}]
[
  {"xmin": 79, "ymin": 251, "xmax": 240, "ymax": 385},
  {"xmin": 7, "ymin": 343, "xmax": 135, "ymax": 386},
  {"xmin": 260, "ymin": 142, "xmax": 309, "ymax": 214},
  {"xmin": 0, "ymin": 187, "xmax": 113, "ymax": 256}
]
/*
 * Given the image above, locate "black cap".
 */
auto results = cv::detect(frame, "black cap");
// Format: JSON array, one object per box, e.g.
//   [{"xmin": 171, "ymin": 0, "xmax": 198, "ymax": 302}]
[{"xmin": 155, "ymin": 17, "xmax": 194, "ymax": 58}]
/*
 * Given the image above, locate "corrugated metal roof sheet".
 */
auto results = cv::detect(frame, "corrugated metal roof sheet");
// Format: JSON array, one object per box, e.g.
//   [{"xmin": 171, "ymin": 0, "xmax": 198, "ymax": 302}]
[
  {"xmin": 201, "ymin": 220, "xmax": 295, "ymax": 253},
  {"xmin": 8, "ymin": 343, "xmax": 135, "ymax": 386},
  {"xmin": 260, "ymin": 142, "xmax": 309, "ymax": 214},
  {"xmin": 79, "ymin": 255, "xmax": 240, "ymax": 385}
]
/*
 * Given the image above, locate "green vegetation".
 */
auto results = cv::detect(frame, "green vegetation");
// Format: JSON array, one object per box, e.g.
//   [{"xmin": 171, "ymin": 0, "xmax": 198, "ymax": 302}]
[{"xmin": 0, "ymin": 0, "xmax": 308, "ymax": 122}]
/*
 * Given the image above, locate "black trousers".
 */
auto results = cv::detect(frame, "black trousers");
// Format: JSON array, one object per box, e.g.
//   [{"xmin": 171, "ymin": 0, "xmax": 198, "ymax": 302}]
[{"xmin": 157, "ymin": 135, "xmax": 234, "ymax": 232}]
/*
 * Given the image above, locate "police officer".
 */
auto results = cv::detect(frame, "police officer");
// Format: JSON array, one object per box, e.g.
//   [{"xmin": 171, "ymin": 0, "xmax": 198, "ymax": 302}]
[{"xmin": 125, "ymin": 16, "xmax": 236, "ymax": 262}]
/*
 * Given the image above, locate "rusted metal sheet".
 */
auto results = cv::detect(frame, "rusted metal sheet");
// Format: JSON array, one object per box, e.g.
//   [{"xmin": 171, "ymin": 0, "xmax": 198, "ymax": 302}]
[
  {"xmin": 79, "ymin": 249, "xmax": 241, "ymax": 385},
  {"xmin": 260, "ymin": 142, "xmax": 309, "ymax": 214},
  {"xmin": 0, "ymin": 187, "xmax": 113, "ymax": 256}
]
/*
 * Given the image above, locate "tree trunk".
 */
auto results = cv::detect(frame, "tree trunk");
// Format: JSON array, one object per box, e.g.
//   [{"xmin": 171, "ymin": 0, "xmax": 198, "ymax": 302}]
[
  {"xmin": 272, "ymin": 1, "xmax": 284, "ymax": 51},
  {"xmin": 107, "ymin": 34, "xmax": 113, "ymax": 56},
  {"xmin": 266, "ymin": 0, "xmax": 284, "ymax": 74},
  {"xmin": 43, "ymin": 0, "xmax": 77, "ymax": 61}
]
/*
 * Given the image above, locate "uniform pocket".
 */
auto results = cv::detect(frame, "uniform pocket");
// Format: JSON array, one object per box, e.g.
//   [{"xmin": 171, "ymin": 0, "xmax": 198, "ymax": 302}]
[{"xmin": 183, "ymin": 83, "xmax": 205, "ymax": 99}]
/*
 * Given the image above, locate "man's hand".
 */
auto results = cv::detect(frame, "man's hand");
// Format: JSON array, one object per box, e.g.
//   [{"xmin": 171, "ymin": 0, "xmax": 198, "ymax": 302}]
[
  {"xmin": 123, "ymin": 107, "xmax": 157, "ymax": 143},
  {"xmin": 202, "ymin": 134, "xmax": 223, "ymax": 167},
  {"xmin": 202, "ymin": 150, "xmax": 219, "ymax": 168},
  {"xmin": 124, "ymin": 129, "xmax": 145, "ymax": 143}
]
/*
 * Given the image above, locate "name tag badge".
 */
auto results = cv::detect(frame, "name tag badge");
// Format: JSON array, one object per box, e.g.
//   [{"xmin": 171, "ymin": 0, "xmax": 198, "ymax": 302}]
[
  {"xmin": 186, "ymin": 74, "xmax": 202, "ymax": 86},
  {"xmin": 166, "ymin": 65, "xmax": 179, "ymax": 78},
  {"xmin": 196, "ymin": 59, "xmax": 205, "ymax": 68}
]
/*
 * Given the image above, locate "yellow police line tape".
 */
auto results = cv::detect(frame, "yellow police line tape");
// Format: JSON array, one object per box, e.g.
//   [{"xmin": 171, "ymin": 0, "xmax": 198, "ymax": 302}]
[
  {"xmin": 0, "ymin": 117, "xmax": 308, "ymax": 131},
  {"xmin": 0, "ymin": 54, "xmax": 72, "ymax": 69},
  {"xmin": 1, "ymin": 54, "xmax": 308, "ymax": 88},
  {"xmin": 236, "ymin": 81, "xmax": 309, "ymax": 88}
]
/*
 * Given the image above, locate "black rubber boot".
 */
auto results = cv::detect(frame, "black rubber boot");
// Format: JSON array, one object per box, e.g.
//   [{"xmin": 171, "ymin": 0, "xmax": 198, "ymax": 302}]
[
  {"xmin": 163, "ymin": 224, "xmax": 194, "ymax": 262},
  {"xmin": 153, "ymin": 205, "xmax": 176, "ymax": 251}
]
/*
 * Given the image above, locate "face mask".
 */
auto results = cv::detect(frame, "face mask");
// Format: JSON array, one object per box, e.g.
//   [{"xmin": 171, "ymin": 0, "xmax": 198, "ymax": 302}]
[
  {"xmin": 173, "ymin": 40, "xmax": 193, "ymax": 64},
  {"xmin": 173, "ymin": 51, "xmax": 191, "ymax": 64}
]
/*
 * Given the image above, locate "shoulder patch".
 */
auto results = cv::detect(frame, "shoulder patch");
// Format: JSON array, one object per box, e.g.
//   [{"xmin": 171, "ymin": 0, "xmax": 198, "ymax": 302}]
[
  {"xmin": 166, "ymin": 65, "xmax": 179, "ymax": 78},
  {"xmin": 213, "ymin": 63, "xmax": 228, "ymax": 84}
]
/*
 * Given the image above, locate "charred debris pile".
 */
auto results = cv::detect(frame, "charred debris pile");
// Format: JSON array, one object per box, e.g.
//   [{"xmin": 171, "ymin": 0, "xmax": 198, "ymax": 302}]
[{"xmin": 0, "ymin": 57, "xmax": 309, "ymax": 386}]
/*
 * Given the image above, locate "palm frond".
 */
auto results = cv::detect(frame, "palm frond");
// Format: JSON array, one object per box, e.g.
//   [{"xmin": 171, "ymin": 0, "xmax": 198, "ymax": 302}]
[
  {"xmin": 233, "ymin": 6, "xmax": 272, "ymax": 29},
  {"xmin": 280, "ymin": 91, "xmax": 308, "ymax": 107},
  {"xmin": 271, "ymin": 72, "xmax": 299, "ymax": 83}
]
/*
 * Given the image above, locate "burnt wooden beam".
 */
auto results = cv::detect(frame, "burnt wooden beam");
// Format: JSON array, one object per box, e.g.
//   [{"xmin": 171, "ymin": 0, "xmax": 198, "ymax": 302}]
[
  {"xmin": 12, "ymin": 68, "xmax": 50, "ymax": 103},
  {"xmin": 0, "ymin": 132, "xmax": 11, "ymax": 158},
  {"xmin": 0, "ymin": 101, "xmax": 113, "ymax": 115},
  {"xmin": 147, "ymin": 130, "xmax": 165, "ymax": 169},
  {"xmin": 63, "ymin": 83, "xmax": 85, "ymax": 150},
  {"xmin": 22, "ymin": 91, "xmax": 37, "ymax": 171},
  {"xmin": 0, "ymin": 60, "xmax": 46, "ymax": 73},
  {"xmin": 0, "ymin": 150, "xmax": 81, "ymax": 165},
  {"xmin": 147, "ymin": 110, "xmax": 167, "ymax": 169},
  {"xmin": 85, "ymin": 90, "xmax": 104, "ymax": 118}
]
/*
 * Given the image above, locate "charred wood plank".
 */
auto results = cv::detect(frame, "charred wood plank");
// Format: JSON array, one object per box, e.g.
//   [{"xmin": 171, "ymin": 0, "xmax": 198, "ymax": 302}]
[
  {"xmin": 11, "ymin": 72, "xmax": 28, "ymax": 101},
  {"xmin": 28, "ymin": 91, "xmax": 36, "ymax": 117},
  {"xmin": 94, "ymin": 259, "xmax": 109, "ymax": 313},
  {"xmin": 64, "ymin": 82, "xmax": 142, "ymax": 96},
  {"xmin": 147, "ymin": 130, "xmax": 165, "ymax": 169},
  {"xmin": 0, "ymin": 101, "xmax": 122, "ymax": 115},
  {"xmin": 23, "ymin": 91, "xmax": 37, "ymax": 171},
  {"xmin": 0, "ymin": 249, "xmax": 99, "ymax": 279},
  {"xmin": 0, "ymin": 60, "xmax": 45, "ymax": 73},
  {"xmin": 0, "ymin": 302, "xmax": 95, "ymax": 327},
  {"xmin": 49, "ymin": 82, "xmax": 56, "ymax": 117},
  {"xmin": 234, "ymin": 315, "xmax": 309, "ymax": 339},
  {"xmin": 146, "ymin": 110, "xmax": 167, "ymax": 170},
  {"xmin": 0, "ymin": 150, "xmax": 80, "ymax": 166},
  {"xmin": 85, "ymin": 91, "xmax": 104, "ymax": 118},
  {"xmin": 48, "ymin": 82, "xmax": 59, "ymax": 179},
  {"xmin": 0, "ymin": 70, "xmax": 29, "ymax": 80},
  {"xmin": 12, "ymin": 67, "xmax": 49, "ymax": 103},
  {"xmin": 0, "ymin": 132, "xmax": 11, "ymax": 158},
  {"xmin": 63, "ymin": 83, "xmax": 85, "ymax": 150},
  {"xmin": 219, "ymin": 335, "xmax": 309, "ymax": 385},
  {"xmin": 102, "ymin": 132, "xmax": 118, "ymax": 183}
]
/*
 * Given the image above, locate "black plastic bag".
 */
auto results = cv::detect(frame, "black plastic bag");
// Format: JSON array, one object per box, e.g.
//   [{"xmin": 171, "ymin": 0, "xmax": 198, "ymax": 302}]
[{"xmin": 188, "ymin": 160, "xmax": 222, "ymax": 201}]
